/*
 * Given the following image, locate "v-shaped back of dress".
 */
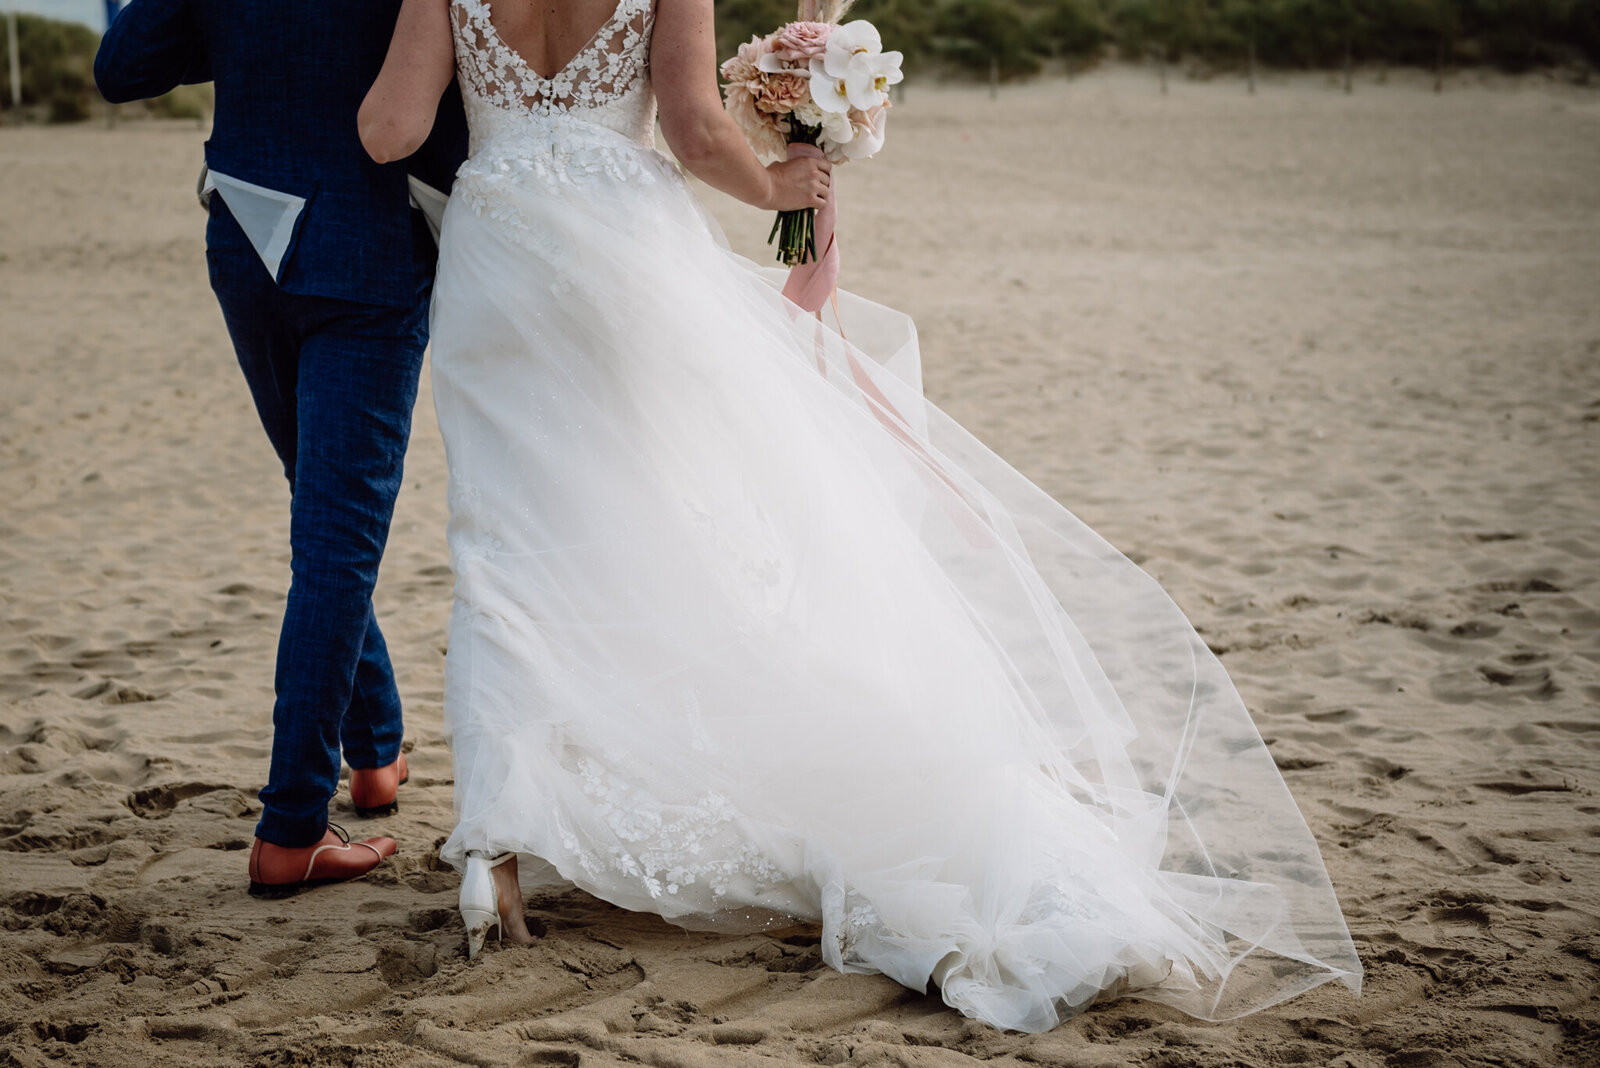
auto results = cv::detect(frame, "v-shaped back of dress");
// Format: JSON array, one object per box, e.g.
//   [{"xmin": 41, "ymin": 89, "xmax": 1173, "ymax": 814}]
[{"xmin": 450, "ymin": 0, "xmax": 658, "ymax": 154}]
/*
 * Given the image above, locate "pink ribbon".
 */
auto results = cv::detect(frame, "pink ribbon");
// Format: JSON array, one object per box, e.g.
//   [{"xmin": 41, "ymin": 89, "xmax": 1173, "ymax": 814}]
[{"xmin": 780, "ymin": 142, "xmax": 840, "ymax": 314}]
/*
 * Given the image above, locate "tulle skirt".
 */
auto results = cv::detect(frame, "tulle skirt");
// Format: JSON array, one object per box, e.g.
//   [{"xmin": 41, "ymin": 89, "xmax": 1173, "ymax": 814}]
[{"xmin": 428, "ymin": 121, "xmax": 1360, "ymax": 1032}]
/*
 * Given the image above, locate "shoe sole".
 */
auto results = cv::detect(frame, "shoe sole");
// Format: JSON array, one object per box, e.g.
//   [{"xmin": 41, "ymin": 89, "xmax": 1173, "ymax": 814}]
[
  {"xmin": 353, "ymin": 800, "xmax": 400, "ymax": 818},
  {"xmin": 352, "ymin": 772, "xmax": 410, "ymax": 819},
  {"xmin": 247, "ymin": 877, "xmax": 345, "ymax": 899}
]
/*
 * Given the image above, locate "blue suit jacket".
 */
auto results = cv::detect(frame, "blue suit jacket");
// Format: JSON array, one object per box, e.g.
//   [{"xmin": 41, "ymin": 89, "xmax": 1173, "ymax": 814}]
[{"xmin": 95, "ymin": 0, "xmax": 469, "ymax": 308}]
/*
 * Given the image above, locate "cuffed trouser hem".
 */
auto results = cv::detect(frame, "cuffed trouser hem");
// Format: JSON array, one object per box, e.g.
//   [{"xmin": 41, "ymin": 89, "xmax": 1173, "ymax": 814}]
[
  {"xmin": 344, "ymin": 743, "xmax": 405, "ymax": 772},
  {"xmin": 254, "ymin": 807, "xmax": 330, "ymax": 849}
]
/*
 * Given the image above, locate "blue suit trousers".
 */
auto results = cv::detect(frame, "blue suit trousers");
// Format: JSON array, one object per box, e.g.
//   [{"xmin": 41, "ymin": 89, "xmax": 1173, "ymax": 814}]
[{"xmin": 206, "ymin": 198, "xmax": 432, "ymax": 847}]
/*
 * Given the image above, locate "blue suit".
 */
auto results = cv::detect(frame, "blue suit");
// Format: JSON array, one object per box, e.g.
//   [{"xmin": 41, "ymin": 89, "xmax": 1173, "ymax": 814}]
[{"xmin": 96, "ymin": 0, "xmax": 469, "ymax": 847}]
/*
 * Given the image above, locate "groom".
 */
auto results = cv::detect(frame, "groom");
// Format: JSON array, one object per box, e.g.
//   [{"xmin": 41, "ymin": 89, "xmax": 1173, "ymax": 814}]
[{"xmin": 95, "ymin": 1, "xmax": 467, "ymax": 895}]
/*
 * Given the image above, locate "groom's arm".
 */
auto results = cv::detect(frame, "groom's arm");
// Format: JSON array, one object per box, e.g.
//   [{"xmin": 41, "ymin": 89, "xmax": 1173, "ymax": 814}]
[{"xmin": 94, "ymin": 0, "xmax": 210, "ymax": 104}]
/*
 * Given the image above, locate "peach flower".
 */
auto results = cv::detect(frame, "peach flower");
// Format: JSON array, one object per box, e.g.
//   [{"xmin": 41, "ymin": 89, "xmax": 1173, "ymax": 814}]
[
  {"xmin": 718, "ymin": 35, "xmax": 770, "ymax": 88},
  {"xmin": 754, "ymin": 72, "xmax": 811, "ymax": 115},
  {"xmin": 722, "ymin": 85, "xmax": 787, "ymax": 161}
]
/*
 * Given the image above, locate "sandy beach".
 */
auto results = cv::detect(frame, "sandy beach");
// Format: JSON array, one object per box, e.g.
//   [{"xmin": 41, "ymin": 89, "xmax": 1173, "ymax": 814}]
[{"xmin": 2, "ymin": 66, "xmax": 1598, "ymax": 1066}]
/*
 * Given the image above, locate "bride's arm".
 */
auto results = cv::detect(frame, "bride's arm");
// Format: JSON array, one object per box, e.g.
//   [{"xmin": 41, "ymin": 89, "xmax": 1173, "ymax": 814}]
[
  {"xmin": 653, "ymin": 0, "xmax": 830, "ymax": 212},
  {"xmin": 359, "ymin": 0, "xmax": 457, "ymax": 164}
]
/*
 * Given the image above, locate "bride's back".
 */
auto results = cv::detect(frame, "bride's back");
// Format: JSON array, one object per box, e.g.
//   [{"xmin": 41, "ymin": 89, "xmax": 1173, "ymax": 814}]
[{"xmin": 485, "ymin": 0, "xmax": 626, "ymax": 78}]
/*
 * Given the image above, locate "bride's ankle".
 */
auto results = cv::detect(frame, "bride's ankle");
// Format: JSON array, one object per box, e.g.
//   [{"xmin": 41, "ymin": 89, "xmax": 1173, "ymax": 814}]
[{"xmin": 491, "ymin": 856, "xmax": 537, "ymax": 944}]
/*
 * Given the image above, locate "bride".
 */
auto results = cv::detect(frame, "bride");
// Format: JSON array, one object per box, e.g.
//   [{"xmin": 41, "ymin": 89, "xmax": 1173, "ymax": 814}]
[{"xmin": 360, "ymin": 0, "xmax": 1360, "ymax": 1032}]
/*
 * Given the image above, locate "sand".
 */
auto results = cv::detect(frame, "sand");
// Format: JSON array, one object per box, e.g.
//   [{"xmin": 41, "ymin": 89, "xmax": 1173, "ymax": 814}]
[{"xmin": 2, "ymin": 66, "xmax": 1598, "ymax": 1067}]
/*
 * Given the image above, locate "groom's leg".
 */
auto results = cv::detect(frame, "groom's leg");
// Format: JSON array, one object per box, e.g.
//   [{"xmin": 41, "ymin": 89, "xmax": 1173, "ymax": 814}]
[
  {"xmin": 207, "ymin": 243, "xmax": 402, "ymax": 783},
  {"xmin": 207, "ymin": 239, "xmax": 300, "ymax": 482},
  {"xmin": 253, "ymin": 295, "xmax": 427, "ymax": 848},
  {"xmin": 339, "ymin": 608, "xmax": 405, "ymax": 771}
]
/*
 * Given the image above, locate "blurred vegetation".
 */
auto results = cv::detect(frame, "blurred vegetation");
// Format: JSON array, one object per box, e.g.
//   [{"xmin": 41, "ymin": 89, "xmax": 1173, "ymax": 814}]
[
  {"xmin": 1, "ymin": 13, "xmax": 98, "ymax": 122},
  {"xmin": 2, "ymin": 4, "xmax": 1593, "ymax": 124},
  {"xmin": 1, "ymin": 12, "xmax": 210, "ymax": 124},
  {"xmin": 716, "ymin": 0, "xmax": 1600, "ymax": 79}
]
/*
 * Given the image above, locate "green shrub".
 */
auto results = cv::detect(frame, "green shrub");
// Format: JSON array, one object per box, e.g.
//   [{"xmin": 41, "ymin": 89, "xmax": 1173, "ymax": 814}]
[
  {"xmin": 1253, "ymin": 0, "xmax": 1351, "ymax": 67},
  {"xmin": 1109, "ymin": 0, "xmax": 1205, "ymax": 60},
  {"xmin": 1, "ymin": 13, "xmax": 218, "ymax": 123},
  {"xmin": 1027, "ymin": 0, "xmax": 1112, "ymax": 58},
  {"xmin": 47, "ymin": 87, "xmax": 89, "ymax": 123},
  {"xmin": 1460, "ymin": 0, "xmax": 1594, "ymax": 69},
  {"xmin": 1, "ymin": 13, "xmax": 98, "ymax": 122},
  {"xmin": 1364, "ymin": 0, "xmax": 1460, "ymax": 66},
  {"xmin": 12, "ymin": 1, "xmax": 1593, "ymax": 115},
  {"xmin": 933, "ymin": 0, "xmax": 1042, "ymax": 77},
  {"xmin": 706, "ymin": 0, "xmax": 1599, "ymax": 79}
]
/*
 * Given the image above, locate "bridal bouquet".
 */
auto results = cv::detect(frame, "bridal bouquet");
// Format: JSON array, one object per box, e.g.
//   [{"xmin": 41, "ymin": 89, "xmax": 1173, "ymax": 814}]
[{"xmin": 720, "ymin": 1, "xmax": 902, "ymax": 306}]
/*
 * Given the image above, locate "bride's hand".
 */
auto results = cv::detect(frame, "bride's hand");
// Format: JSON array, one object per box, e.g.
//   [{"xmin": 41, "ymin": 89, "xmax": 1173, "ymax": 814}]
[{"xmin": 763, "ymin": 157, "xmax": 832, "ymax": 212}]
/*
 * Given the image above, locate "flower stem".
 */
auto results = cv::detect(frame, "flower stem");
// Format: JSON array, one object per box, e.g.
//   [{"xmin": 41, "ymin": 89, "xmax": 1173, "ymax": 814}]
[
  {"xmin": 769, "ymin": 121, "xmax": 823, "ymax": 267},
  {"xmin": 772, "ymin": 207, "xmax": 816, "ymax": 267}
]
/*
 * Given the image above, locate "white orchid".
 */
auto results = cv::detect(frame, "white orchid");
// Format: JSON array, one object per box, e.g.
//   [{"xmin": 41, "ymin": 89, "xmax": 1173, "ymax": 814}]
[
  {"xmin": 823, "ymin": 21, "xmax": 882, "ymax": 77},
  {"xmin": 807, "ymin": 58, "xmax": 853, "ymax": 114},
  {"xmin": 818, "ymin": 21, "xmax": 902, "ymax": 111},
  {"xmin": 846, "ymin": 49, "xmax": 902, "ymax": 110}
]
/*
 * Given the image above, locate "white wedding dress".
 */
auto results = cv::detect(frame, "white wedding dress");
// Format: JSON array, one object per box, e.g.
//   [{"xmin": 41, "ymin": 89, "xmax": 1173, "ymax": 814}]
[{"xmin": 429, "ymin": 0, "xmax": 1360, "ymax": 1032}]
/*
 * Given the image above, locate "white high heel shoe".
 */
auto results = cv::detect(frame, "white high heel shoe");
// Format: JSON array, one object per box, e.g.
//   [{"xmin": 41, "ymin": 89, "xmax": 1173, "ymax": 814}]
[{"xmin": 459, "ymin": 850, "xmax": 517, "ymax": 960}]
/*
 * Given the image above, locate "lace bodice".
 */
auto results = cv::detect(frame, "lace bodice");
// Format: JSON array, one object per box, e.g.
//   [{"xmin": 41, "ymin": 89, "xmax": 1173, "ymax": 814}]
[{"xmin": 450, "ymin": 0, "xmax": 658, "ymax": 157}]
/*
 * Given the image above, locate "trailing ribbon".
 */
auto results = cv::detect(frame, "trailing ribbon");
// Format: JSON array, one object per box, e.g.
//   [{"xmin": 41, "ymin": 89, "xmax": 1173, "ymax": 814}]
[{"xmin": 780, "ymin": 142, "xmax": 840, "ymax": 314}]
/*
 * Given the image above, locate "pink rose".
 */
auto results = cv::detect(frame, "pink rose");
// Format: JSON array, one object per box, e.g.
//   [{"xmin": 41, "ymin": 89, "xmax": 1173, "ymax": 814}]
[{"xmin": 771, "ymin": 21, "xmax": 832, "ymax": 64}]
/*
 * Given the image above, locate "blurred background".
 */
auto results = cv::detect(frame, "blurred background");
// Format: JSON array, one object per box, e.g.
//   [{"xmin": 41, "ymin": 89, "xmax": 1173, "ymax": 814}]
[{"xmin": 1, "ymin": 0, "xmax": 1596, "ymax": 125}]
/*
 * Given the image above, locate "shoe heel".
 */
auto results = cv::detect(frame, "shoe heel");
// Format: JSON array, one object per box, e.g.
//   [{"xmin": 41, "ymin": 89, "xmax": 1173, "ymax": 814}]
[
  {"xmin": 460, "ymin": 851, "xmax": 505, "ymax": 961},
  {"xmin": 349, "ymin": 755, "xmax": 408, "ymax": 819},
  {"xmin": 462, "ymin": 906, "xmax": 500, "ymax": 959}
]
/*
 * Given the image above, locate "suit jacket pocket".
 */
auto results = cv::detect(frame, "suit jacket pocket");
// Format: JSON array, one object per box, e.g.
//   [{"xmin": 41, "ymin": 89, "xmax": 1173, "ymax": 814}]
[{"xmin": 202, "ymin": 143, "xmax": 318, "ymax": 285}]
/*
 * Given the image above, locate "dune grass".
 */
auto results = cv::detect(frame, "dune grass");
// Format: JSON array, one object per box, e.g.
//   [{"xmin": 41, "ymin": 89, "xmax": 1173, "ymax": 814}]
[{"xmin": 2, "ymin": 3, "xmax": 1593, "ymax": 126}]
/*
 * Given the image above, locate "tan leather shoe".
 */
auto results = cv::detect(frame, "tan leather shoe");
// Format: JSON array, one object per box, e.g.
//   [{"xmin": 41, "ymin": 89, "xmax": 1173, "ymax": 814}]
[
  {"xmin": 247, "ymin": 824, "xmax": 397, "ymax": 898},
  {"xmin": 350, "ymin": 751, "xmax": 409, "ymax": 818}
]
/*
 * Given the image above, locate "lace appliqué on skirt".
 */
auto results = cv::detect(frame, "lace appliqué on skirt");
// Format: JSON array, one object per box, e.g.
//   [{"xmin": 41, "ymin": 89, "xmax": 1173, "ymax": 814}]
[{"xmin": 568, "ymin": 757, "xmax": 793, "ymax": 903}]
